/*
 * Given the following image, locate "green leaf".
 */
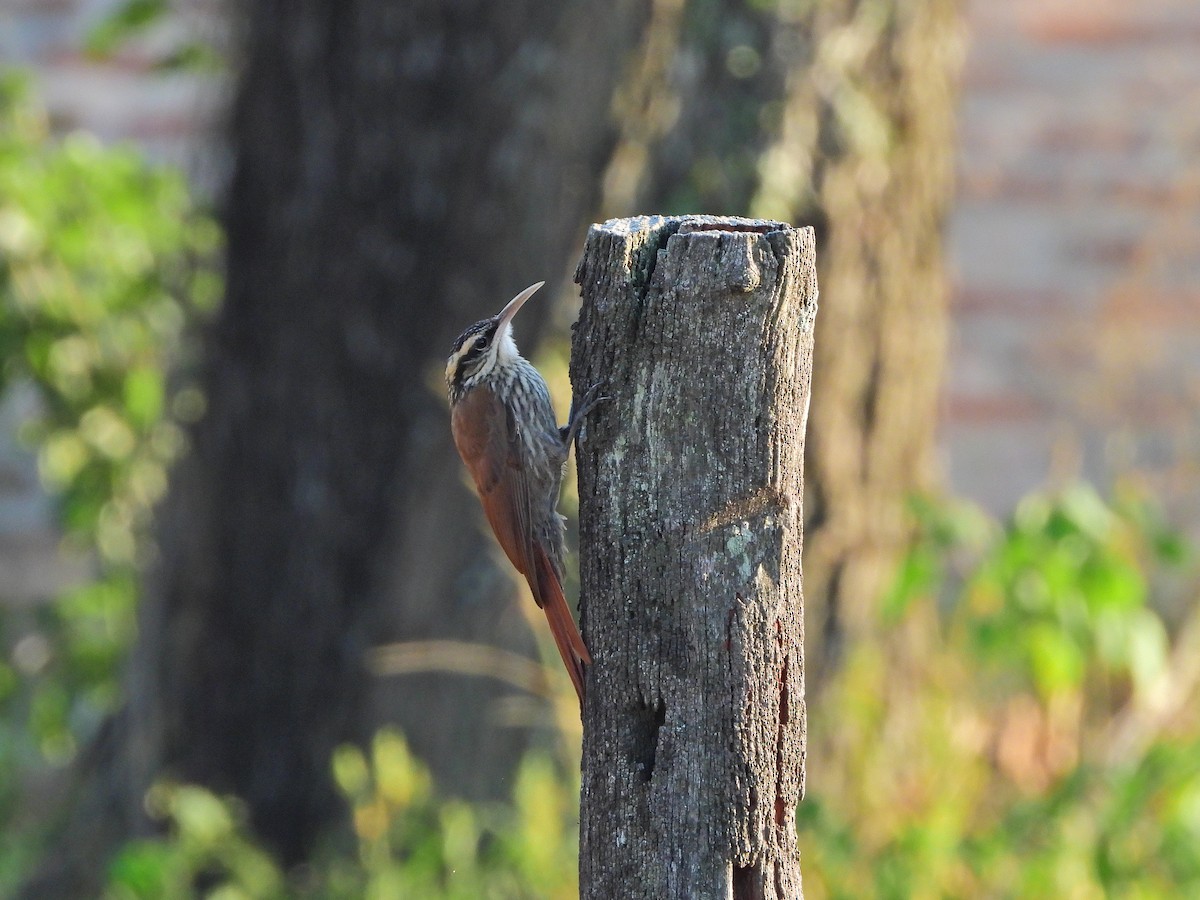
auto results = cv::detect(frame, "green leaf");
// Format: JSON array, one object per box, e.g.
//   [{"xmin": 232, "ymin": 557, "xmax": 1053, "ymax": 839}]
[
  {"xmin": 1026, "ymin": 621, "xmax": 1085, "ymax": 696},
  {"xmin": 881, "ymin": 545, "xmax": 937, "ymax": 623},
  {"xmin": 1126, "ymin": 609, "xmax": 1168, "ymax": 697},
  {"xmin": 332, "ymin": 745, "xmax": 371, "ymax": 799},
  {"xmin": 84, "ymin": 0, "xmax": 169, "ymax": 58},
  {"xmin": 122, "ymin": 367, "xmax": 164, "ymax": 429},
  {"xmin": 105, "ymin": 840, "xmax": 177, "ymax": 897}
]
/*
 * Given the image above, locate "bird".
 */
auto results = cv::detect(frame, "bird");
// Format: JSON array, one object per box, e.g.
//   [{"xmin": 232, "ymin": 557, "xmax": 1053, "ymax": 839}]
[{"xmin": 446, "ymin": 281, "xmax": 605, "ymax": 707}]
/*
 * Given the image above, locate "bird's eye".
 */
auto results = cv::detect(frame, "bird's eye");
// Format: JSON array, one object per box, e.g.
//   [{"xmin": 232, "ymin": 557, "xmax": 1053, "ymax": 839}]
[{"xmin": 474, "ymin": 335, "xmax": 489, "ymax": 350}]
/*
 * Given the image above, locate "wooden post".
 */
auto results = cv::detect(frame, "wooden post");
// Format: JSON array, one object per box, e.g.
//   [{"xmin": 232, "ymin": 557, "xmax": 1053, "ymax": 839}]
[{"xmin": 570, "ymin": 216, "xmax": 816, "ymax": 899}]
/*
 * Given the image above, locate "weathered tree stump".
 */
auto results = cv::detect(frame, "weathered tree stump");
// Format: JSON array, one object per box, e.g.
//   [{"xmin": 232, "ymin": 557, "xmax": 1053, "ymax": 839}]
[{"xmin": 571, "ymin": 215, "xmax": 816, "ymax": 899}]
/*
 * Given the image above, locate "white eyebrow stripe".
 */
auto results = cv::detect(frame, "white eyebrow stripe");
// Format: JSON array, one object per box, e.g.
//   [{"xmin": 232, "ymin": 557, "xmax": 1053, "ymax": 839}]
[{"xmin": 446, "ymin": 342, "xmax": 474, "ymax": 383}]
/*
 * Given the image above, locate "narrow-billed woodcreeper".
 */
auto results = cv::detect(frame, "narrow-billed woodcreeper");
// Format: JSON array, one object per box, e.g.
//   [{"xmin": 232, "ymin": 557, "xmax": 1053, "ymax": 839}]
[{"xmin": 446, "ymin": 282, "xmax": 604, "ymax": 706}]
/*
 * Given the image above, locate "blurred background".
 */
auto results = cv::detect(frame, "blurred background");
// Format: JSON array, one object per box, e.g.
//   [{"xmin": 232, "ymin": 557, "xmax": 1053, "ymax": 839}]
[{"xmin": 0, "ymin": 0, "xmax": 1197, "ymax": 897}]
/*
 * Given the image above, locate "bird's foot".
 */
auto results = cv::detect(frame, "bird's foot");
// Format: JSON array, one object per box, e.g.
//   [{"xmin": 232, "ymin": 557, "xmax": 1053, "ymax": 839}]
[{"xmin": 562, "ymin": 381, "xmax": 611, "ymax": 446}]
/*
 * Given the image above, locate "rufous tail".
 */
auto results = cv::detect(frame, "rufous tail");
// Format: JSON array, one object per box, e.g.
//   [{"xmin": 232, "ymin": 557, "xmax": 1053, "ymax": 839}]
[{"xmin": 533, "ymin": 548, "xmax": 590, "ymax": 706}]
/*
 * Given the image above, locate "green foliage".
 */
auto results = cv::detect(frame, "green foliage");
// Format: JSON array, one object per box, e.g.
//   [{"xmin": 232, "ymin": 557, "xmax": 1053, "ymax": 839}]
[
  {"xmin": 800, "ymin": 482, "xmax": 1200, "ymax": 899},
  {"xmin": 89, "ymin": 481, "xmax": 1198, "ymax": 898},
  {"xmin": 85, "ymin": 0, "xmax": 171, "ymax": 57},
  {"xmin": 103, "ymin": 730, "xmax": 580, "ymax": 900},
  {"xmin": 85, "ymin": 0, "xmax": 223, "ymax": 73},
  {"xmin": 0, "ymin": 72, "xmax": 219, "ymax": 559},
  {"xmin": 0, "ymin": 71, "xmax": 219, "ymax": 888},
  {"xmin": 106, "ymin": 785, "xmax": 286, "ymax": 900},
  {"xmin": 324, "ymin": 731, "xmax": 578, "ymax": 899},
  {"xmin": 968, "ymin": 486, "xmax": 1161, "ymax": 698}
]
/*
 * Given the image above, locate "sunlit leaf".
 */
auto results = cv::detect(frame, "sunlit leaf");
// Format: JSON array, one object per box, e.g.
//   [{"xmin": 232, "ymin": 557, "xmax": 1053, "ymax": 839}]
[
  {"xmin": 332, "ymin": 744, "xmax": 370, "ymax": 799},
  {"xmin": 105, "ymin": 839, "xmax": 177, "ymax": 897},
  {"xmin": 1126, "ymin": 609, "xmax": 1169, "ymax": 698},
  {"xmin": 123, "ymin": 367, "xmax": 164, "ymax": 429},
  {"xmin": 84, "ymin": 0, "xmax": 169, "ymax": 57}
]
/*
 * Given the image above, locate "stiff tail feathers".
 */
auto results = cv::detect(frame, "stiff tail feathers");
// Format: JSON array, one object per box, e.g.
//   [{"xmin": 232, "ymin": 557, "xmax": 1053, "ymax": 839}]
[{"xmin": 532, "ymin": 549, "xmax": 590, "ymax": 707}]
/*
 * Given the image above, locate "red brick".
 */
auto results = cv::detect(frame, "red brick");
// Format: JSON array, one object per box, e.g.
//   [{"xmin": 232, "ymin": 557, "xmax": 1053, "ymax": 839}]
[
  {"xmin": 943, "ymin": 392, "xmax": 1047, "ymax": 424},
  {"xmin": 1024, "ymin": 16, "xmax": 1200, "ymax": 47},
  {"xmin": 952, "ymin": 287, "xmax": 1073, "ymax": 316},
  {"xmin": 1101, "ymin": 288, "xmax": 1200, "ymax": 327}
]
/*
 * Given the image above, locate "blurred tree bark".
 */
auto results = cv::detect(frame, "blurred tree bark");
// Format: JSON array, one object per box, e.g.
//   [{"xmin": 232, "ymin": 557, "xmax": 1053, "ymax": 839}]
[
  {"xmin": 764, "ymin": 0, "xmax": 964, "ymax": 678},
  {"xmin": 144, "ymin": 0, "xmax": 647, "ymax": 859},
  {"xmin": 23, "ymin": 0, "xmax": 648, "ymax": 891},
  {"xmin": 605, "ymin": 0, "xmax": 965, "ymax": 679}
]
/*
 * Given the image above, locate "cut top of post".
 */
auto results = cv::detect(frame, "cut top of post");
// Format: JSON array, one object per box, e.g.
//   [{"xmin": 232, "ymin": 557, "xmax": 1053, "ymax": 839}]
[{"xmin": 574, "ymin": 214, "xmax": 816, "ymax": 324}]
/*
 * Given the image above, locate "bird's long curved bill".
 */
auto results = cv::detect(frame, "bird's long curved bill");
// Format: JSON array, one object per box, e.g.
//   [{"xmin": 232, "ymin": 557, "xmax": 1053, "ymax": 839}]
[{"xmin": 497, "ymin": 281, "xmax": 544, "ymax": 329}]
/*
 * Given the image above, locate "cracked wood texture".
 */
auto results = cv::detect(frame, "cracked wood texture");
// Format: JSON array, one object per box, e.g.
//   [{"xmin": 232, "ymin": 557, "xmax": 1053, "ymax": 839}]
[{"xmin": 571, "ymin": 216, "xmax": 815, "ymax": 900}]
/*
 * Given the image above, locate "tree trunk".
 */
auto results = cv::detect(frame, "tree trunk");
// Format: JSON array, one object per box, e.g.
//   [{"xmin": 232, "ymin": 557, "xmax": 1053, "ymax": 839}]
[
  {"xmin": 22, "ymin": 0, "xmax": 651, "ymax": 891},
  {"xmin": 571, "ymin": 216, "xmax": 815, "ymax": 899},
  {"xmin": 754, "ymin": 0, "xmax": 965, "ymax": 676},
  {"xmin": 600, "ymin": 0, "xmax": 965, "ymax": 680},
  {"xmin": 136, "ymin": 0, "xmax": 649, "ymax": 857}
]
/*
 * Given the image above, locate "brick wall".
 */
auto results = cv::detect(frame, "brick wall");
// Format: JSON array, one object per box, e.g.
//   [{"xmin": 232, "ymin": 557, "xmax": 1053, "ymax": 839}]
[
  {"xmin": 945, "ymin": 0, "xmax": 1200, "ymax": 531},
  {"xmin": 2, "ymin": 0, "xmax": 1198, "ymax": 603},
  {"xmin": 0, "ymin": 0, "xmax": 225, "ymax": 176}
]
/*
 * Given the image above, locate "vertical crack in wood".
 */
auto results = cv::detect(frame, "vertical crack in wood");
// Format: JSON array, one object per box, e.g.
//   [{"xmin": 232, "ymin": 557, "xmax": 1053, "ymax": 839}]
[
  {"xmin": 631, "ymin": 216, "xmax": 683, "ymax": 290},
  {"xmin": 775, "ymin": 651, "xmax": 790, "ymax": 828},
  {"xmin": 634, "ymin": 696, "xmax": 667, "ymax": 782},
  {"xmin": 732, "ymin": 860, "xmax": 767, "ymax": 900}
]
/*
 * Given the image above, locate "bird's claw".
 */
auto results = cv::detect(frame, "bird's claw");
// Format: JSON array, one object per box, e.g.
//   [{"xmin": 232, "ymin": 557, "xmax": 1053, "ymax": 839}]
[
  {"xmin": 563, "ymin": 381, "xmax": 611, "ymax": 446},
  {"xmin": 574, "ymin": 382, "xmax": 610, "ymax": 420}
]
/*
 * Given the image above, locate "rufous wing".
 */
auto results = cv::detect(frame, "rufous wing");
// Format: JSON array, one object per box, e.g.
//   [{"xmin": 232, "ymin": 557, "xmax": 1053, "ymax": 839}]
[
  {"xmin": 450, "ymin": 384, "xmax": 537, "ymax": 581},
  {"xmin": 451, "ymin": 384, "xmax": 589, "ymax": 704}
]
